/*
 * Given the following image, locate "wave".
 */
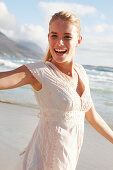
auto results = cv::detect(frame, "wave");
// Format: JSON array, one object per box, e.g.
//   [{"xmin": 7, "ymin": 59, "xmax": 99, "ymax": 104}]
[
  {"xmin": 0, "ymin": 58, "xmax": 21, "ymax": 68},
  {"xmin": 84, "ymin": 65, "xmax": 113, "ymax": 73},
  {"xmin": 90, "ymin": 87, "xmax": 113, "ymax": 94},
  {"xmin": 89, "ymin": 75, "xmax": 113, "ymax": 83},
  {"xmin": 85, "ymin": 66, "xmax": 113, "ymax": 83},
  {"xmin": 86, "ymin": 69, "xmax": 113, "ymax": 77},
  {"xmin": 0, "ymin": 56, "xmax": 38, "ymax": 70}
]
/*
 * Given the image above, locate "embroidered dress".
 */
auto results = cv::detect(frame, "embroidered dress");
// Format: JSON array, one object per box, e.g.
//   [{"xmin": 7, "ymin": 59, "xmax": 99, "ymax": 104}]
[{"xmin": 16, "ymin": 61, "xmax": 93, "ymax": 170}]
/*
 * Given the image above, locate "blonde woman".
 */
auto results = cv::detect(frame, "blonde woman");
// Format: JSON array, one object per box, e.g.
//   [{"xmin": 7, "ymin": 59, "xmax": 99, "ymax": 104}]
[{"xmin": 0, "ymin": 11, "xmax": 113, "ymax": 170}]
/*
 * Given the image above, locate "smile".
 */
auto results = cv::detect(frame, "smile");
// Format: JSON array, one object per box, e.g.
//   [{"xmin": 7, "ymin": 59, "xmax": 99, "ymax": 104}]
[{"xmin": 54, "ymin": 49, "xmax": 67, "ymax": 55}]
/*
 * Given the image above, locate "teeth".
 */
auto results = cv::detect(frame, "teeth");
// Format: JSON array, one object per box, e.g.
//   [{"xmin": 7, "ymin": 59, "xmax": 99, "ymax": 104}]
[{"xmin": 55, "ymin": 49, "xmax": 67, "ymax": 52}]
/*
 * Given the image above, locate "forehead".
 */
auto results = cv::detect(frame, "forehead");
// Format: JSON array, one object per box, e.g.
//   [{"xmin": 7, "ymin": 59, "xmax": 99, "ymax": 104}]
[{"xmin": 49, "ymin": 19, "xmax": 77, "ymax": 35}]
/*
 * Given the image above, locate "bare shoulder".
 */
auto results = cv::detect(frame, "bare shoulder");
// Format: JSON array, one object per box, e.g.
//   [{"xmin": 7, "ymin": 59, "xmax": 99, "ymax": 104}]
[{"xmin": 75, "ymin": 63, "xmax": 86, "ymax": 73}]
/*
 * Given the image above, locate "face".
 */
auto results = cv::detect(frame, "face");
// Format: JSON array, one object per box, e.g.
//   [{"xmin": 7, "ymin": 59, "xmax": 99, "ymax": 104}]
[{"xmin": 48, "ymin": 19, "xmax": 80, "ymax": 64}]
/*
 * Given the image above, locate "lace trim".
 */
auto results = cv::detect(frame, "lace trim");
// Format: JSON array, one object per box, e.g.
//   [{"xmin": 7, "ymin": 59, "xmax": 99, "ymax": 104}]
[
  {"xmin": 45, "ymin": 62, "xmax": 93, "ymax": 112},
  {"xmin": 38, "ymin": 111, "xmax": 84, "ymax": 123}
]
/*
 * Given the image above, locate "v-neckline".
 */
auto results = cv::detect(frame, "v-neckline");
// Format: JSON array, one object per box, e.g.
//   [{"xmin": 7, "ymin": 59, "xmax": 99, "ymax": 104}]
[{"xmin": 46, "ymin": 61, "xmax": 86, "ymax": 99}]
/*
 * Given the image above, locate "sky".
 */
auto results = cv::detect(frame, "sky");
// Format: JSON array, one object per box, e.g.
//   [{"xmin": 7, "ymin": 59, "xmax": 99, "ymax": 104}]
[{"xmin": 0, "ymin": 0, "xmax": 113, "ymax": 66}]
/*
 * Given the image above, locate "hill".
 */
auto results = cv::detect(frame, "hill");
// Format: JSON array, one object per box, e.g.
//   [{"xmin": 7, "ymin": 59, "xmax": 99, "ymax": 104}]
[{"xmin": 0, "ymin": 32, "xmax": 44, "ymax": 59}]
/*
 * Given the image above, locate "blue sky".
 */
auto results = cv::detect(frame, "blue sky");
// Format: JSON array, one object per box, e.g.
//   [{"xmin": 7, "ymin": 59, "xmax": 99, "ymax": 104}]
[{"xmin": 0, "ymin": 0, "xmax": 113, "ymax": 66}]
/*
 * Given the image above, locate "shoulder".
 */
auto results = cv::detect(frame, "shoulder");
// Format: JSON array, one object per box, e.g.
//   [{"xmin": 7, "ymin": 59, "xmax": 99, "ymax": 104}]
[
  {"xmin": 24, "ymin": 60, "xmax": 48, "ymax": 73},
  {"xmin": 25, "ymin": 60, "xmax": 45, "ymax": 69},
  {"xmin": 23, "ymin": 60, "xmax": 47, "ymax": 84},
  {"xmin": 75, "ymin": 63, "xmax": 89, "ymax": 84},
  {"xmin": 75, "ymin": 63, "xmax": 86, "ymax": 75}
]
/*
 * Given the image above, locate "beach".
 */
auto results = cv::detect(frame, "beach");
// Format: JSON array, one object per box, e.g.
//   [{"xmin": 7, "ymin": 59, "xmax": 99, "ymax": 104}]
[
  {"xmin": 0, "ymin": 102, "xmax": 38, "ymax": 170},
  {"xmin": 0, "ymin": 102, "xmax": 113, "ymax": 170},
  {"xmin": 77, "ymin": 124, "xmax": 113, "ymax": 170}
]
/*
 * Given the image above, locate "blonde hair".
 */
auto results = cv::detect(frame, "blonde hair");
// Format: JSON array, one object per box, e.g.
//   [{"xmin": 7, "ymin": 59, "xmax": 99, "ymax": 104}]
[{"xmin": 44, "ymin": 11, "xmax": 81, "ymax": 63}]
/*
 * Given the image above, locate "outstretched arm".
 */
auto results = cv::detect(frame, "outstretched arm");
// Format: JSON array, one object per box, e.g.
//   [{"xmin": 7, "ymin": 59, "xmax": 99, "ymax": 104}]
[
  {"xmin": 0, "ymin": 65, "xmax": 39, "ymax": 90},
  {"xmin": 85, "ymin": 104, "xmax": 113, "ymax": 144}
]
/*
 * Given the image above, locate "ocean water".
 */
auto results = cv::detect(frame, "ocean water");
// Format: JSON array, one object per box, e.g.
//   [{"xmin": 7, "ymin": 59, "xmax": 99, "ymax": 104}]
[{"xmin": 0, "ymin": 55, "xmax": 113, "ymax": 127}]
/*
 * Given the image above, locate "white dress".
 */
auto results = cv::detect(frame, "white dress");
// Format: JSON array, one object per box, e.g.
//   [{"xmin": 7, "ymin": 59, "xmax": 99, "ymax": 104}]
[{"xmin": 16, "ymin": 61, "xmax": 93, "ymax": 170}]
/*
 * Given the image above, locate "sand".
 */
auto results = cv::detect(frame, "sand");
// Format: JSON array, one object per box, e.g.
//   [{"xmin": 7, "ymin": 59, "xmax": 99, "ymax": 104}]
[
  {"xmin": 0, "ymin": 102, "xmax": 113, "ymax": 170},
  {"xmin": 76, "ymin": 123, "xmax": 113, "ymax": 170}
]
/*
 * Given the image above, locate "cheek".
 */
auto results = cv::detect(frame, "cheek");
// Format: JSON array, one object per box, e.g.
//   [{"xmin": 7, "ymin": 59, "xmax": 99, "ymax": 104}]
[
  {"xmin": 49, "ymin": 40, "xmax": 56, "ymax": 55},
  {"xmin": 66, "ymin": 42, "xmax": 76, "ymax": 54},
  {"xmin": 70, "ymin": 39, "xmax": 77, "ymax": 48},
  {"xmin": 49, "ymin": 39, "xmax": 55, "ymax": 49},
  {"xmin": 67, "ymin": 41, "xmax": 75, "ymax": 50}
]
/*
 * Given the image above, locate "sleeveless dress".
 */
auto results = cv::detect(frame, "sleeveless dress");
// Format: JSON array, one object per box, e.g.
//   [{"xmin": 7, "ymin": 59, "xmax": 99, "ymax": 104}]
[{"xmin": 16, "ymin": 61, "xmax": 93, "ymax": 170}]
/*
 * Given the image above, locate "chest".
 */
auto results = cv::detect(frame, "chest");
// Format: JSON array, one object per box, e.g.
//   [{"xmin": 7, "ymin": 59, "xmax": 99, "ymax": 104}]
[
  {"xmin": 41, "ymin": 73, "xmax": 83, "ymax": 111},
  {"xmin": 34, "ymin": 63, "xmax": 89, "ymax": 113}
]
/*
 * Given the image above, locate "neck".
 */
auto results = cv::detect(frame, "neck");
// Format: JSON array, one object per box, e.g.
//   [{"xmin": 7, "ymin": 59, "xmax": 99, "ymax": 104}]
[{"xmin": 51, "ymin": 59, "xmax": 74, "ymax": 76}]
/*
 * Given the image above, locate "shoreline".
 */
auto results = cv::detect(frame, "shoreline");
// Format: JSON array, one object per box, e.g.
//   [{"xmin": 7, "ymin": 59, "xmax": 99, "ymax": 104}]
[{"xmin": 0, "ymin": 102, "xmax": 113, "ymax": 170}]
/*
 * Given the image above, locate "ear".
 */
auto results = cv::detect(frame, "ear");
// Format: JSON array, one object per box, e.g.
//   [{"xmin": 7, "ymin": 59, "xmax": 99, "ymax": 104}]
[
  {"xmin": 78, "ymin": 35, "xmax": 82, "ymax": 45},
  {"xmin": 76, "ymin": 35, "xmax": 82, "ymax": 48}
]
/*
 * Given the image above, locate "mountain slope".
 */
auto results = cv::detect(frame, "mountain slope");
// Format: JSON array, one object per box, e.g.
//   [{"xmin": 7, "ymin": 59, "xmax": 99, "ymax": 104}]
[
  {"xmin": 0, "ymin": 32, "xmax": 43, "ymax": 59},
  {"xmin": 18, "ymin": 41, "xmax": 44, "ymax": 54}
]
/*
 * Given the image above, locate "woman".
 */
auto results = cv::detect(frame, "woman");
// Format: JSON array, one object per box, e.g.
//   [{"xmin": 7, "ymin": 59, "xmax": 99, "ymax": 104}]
[{"xmin": 0, "ymin": 11, "xmax": 113, "ymax": 170}]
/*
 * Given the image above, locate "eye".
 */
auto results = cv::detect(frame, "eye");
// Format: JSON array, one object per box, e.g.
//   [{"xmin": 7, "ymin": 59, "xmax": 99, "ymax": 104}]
[
  {"xmin": 64, "ymin": 36, "xmax": 72, "ymax": 39},
  {"xmin": 51, "ymin": 34, "xmax": 57, "ymax": 38}
]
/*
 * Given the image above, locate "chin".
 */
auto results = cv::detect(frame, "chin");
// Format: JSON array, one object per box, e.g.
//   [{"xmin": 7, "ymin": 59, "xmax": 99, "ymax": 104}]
[
  {"xmin": 53, "ymin": 57, "xmax": 67, "ymax": 64},
  {"xmin": 52, "ymin": 54, "xmax": 67, "ymax": 63}
]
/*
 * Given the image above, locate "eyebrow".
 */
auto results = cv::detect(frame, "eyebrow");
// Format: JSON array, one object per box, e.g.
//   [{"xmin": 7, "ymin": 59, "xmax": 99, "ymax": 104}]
[
  {"xmin": 49, "ymin": 32, "xmax": 72, "ymax": 35},
  {"xmin": 49, "ymin": 32, "xmax": 57, "ymax": 34},
  {"xmin": 64, "ymin": 33, "xmax": 72, "ymax": 35}
]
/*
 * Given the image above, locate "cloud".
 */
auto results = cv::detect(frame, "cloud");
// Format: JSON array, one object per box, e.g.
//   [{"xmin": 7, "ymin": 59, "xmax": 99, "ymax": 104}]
[
  {"xmin": 84, "ymin": 24, "xmax": 108, "ymax": 33},
  {"xmin": 38, "ymin": 2, "xmax": 97, "ymax": 23},
  {"xmin": 100, "ymin": 13, "xmax": 106, "ymax": 20},
  {"xmin": 0, "ymin": 2, "xmax": 48, "ymax": 51},
  {"xmin": 111, "ymin": 25, "xmax": 113, "ymax": 32},
  {"xmin": 1, "ymin": 23, "xmax": 48, "ymax": 51},
  {"xmin": 16, "ymin": 24, "xmax": 48, "ymax": 50},
  {"xmin": 0, "ymin": 2, "xmax": 18, "ymax": 30},
  {"xmin": 84, "ymin": 24, "xmax": 113, "ymax": 34},
  {"xmin": 76, "ymin": 36, "xmax": 113, "ymax": 66}
]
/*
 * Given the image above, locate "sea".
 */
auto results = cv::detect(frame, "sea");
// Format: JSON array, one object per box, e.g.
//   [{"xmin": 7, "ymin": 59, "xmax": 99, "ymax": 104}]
[{"xmin": 0, "ymin": 55, "xmax": 113, "ymax": 127}]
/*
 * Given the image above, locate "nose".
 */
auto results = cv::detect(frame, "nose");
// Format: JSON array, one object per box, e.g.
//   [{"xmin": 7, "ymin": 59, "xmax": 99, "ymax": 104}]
[{"xmin": 57, "ymin": 39, "xmax": 64, "ymax": 46}]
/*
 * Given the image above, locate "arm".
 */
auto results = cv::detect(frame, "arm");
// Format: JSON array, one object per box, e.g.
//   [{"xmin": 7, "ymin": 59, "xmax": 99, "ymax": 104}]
[
  {"xmin": 85, "ymin": 104, "xmax": 113, "ymax": 144},
  {"xmin": 0, "ymin": 65, "xmax": 40, "ymax": 90}
]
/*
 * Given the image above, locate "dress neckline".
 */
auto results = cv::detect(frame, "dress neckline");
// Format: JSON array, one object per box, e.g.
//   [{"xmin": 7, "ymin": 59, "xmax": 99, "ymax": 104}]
[{"xmin": 45, "ymin": 61, "xmax": 86, "ymax": 99}]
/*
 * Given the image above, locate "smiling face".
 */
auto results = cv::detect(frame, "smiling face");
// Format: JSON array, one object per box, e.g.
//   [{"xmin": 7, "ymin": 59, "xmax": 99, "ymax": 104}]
[{"xmin": 48, "ymin": 19, "xmax": 80, "ymax": 64}]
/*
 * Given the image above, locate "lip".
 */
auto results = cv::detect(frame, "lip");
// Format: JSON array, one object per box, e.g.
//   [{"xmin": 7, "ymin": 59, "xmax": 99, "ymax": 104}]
[
  {"xmin": 54, "ymin": 48, "xmax": 67, "ymax": 56},
  {"xmin": 54, "ymin": 48, "xmax": 67, "ymax": 51}
]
